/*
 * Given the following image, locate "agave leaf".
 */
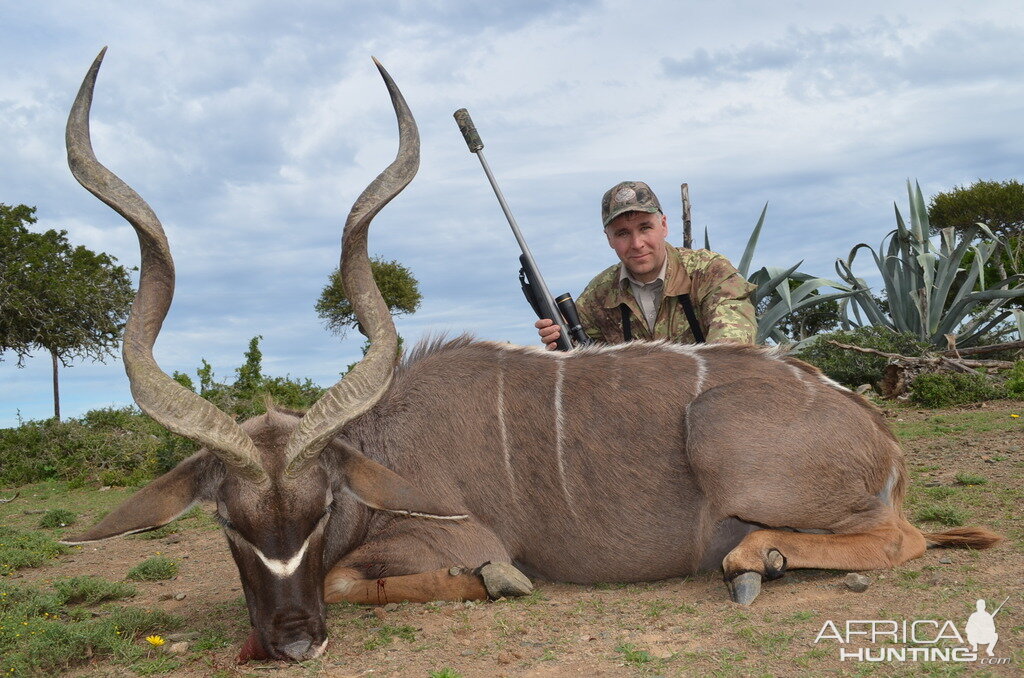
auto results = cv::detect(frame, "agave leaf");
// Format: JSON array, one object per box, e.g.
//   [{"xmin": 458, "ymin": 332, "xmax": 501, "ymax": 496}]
[
  {"xmin": 751, "ymin": 263, "xmax": 802, "ymax": 307},
  {"xmin": 958, "ymin": 310, "xmax": 1014, "ymax": 347},
  {"xmin": 1014, "ymin": 309, "xmax": 1024, "ymax": 339},
  {"xmin": 703, "ymin": 226, "xmax": 711, "ymax": 251},
  {"xmin": 738, "ymin": 202, "xmax": 768, "ymax": 278},
  {"xmin": 757, "ymin": 288, "xmax": 860, "ymax": 342}
]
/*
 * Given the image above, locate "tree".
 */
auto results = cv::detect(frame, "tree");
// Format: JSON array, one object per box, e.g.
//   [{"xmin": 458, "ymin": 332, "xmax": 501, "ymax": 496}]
[
  {"xmin": 928, "ymin": 179, "xmax": 1024, "ymax": 276},
  {"xmin": 0, "ymin": 203, "xmax": 134, "ymax": 419},
  {"xmin": 315, "ymin": 256, "xmax": 422, "ymax": 337}
]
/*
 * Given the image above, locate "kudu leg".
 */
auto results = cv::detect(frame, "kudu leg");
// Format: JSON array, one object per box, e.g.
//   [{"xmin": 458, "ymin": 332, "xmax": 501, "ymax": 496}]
[
  {"xmin": 325, "ymin": 563, "xmax": 532, "ymax": 604},
  {"xmin": 721, "ymin": 517, "xmax": 926, "ymax": 604}
]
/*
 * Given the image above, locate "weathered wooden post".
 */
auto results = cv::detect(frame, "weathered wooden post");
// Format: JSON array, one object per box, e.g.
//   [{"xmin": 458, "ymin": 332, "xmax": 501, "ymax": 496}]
[{"xmin": 680, "ymin": 183, "xmax": 692, "ymax": 249}]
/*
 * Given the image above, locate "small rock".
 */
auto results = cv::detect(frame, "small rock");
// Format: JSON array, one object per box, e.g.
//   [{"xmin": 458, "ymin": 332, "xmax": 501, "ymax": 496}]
[
  {"xmin": 383, "ymin": 602, "xmax": 399, "ymax": 612},
  {"xmin": 373, "ymin": 608, "xmax": 386, "ymax": 620},
  {"xmin": 23, "ymin": 509, "xmax": 45, "ymax": 515},
  {"xmin": 939, "ymin": 557, "xmax": 952, "ymax": 564},
  {"xmin": 173, "ymin": 593, "xmax": 186, "ymax": 601},
  {"xmin": 165, "ymin": 631, "xmax": 200, "ymax": 641},
  {"xmin": 157, "ymin": 594, "xmax": 174, "ymax": 601},
  {"xmin": 448, "ymin": 566, "xmax": 464, "ymax": 576},
  {"xmin": 844, "ymin": 573, "xmax": 871, "ymax": 592},
  {"xmin": 162, "ymin": 535, "xmax": 181, "ymax": 545},
  {"xmin": 460, "ymin": 650, "xmax": 475, "ymax": 656},
  {"xmin": 855, "ymin": 384, "xmax": 872, "ymax": 395},
  {"xmin": 99, "ymin": 486, "xmax": 111, "ymax": 491},
  {"xmin": 168, "ymin": 641, "xmax": 189, "ymax": 654}
]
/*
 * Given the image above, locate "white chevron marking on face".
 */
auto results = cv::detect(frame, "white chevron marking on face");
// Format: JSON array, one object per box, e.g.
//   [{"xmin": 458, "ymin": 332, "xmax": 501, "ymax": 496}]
[{"xmin": 252, "ymin": 537, "xmax": 311, "ymax": 578}]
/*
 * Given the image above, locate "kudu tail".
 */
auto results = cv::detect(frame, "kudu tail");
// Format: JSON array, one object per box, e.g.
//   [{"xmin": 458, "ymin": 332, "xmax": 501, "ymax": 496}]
[{"xmin": 923, "ymin": 527, "xmax": 1003, "ymax": 550}]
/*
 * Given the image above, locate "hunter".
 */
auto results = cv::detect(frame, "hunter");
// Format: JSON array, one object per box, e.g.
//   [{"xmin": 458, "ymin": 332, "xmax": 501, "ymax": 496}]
[{"xmin": 536, "ymin": 180, "xmax": 757, "ymax": 348}]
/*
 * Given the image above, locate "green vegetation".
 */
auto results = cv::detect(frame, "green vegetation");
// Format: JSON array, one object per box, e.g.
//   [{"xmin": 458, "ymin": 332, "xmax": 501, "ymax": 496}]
[
  {"xmin": 1004, "ymin": 360, "xmax": 1024, "ymax": 397},
  {"xmin": 796, "ymin": 325, "xmax": 931, "ymax": 388},
  {"xmin": 911, "ymin": 372, "xmax": 1000, "ymax": 407},
  {"xmin": 52, "ymin": 576, "xmax": 137, "ymax": 605},
  {"xmin": 836, "ymin": 181, "xmax": 1024, "ymax": 348},
  {"xmin": 316, "ymin": 256, "xmax": 422, "ymax": 338},
  {"xmin": 915, "ymin": 504, "xmax": 969, "ymax": 527},
  {"xmin": 954, "ymin": 472, "xmax": 987, "ymax": 486},
  {"xmin": 37, "ymin": 508, "xmax": 77, "ymax": 529},
  {"xmin": 0, "ymin": 203, "xmax": 134, "ymax": 420},
  {"xmin": 0, "ymin": 578, "xmax": 181, "ymax": 675},
  {"xmin": 364, "ymin": 623, "xmax": 417, "ymax": 650},
  {"xmin": 126, "ymin": 556, "xmax": 178, "ymax": 582},
  {"xmin": 0, "ymin": 526, "xmax": 67, "ymax": 575},
  {"xmin": 928, "ymin": 179, "xmax": 1024, "ymax": 275},
  {"xmin": 429, "ymin": 670, "xmax": 463, "ymax": 678},
  {"xmin": 616, "ymin": 642, "xmax": 654, "ymax": 666}
]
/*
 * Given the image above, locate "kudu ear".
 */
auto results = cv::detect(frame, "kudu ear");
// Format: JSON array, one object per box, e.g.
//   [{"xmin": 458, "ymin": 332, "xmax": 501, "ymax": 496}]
[
  {"xmin": 337, "ymin": 444, "xmax": 468, "ymax": 520},
  {"xmin": 61, "ymin": 452, "xmax": 223, "ymax": 544}
]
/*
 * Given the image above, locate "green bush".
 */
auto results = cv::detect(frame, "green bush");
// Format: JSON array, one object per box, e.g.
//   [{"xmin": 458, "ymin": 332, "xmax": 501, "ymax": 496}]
[
  {"xmin": 1004, "ymin": 360, "xmax": 1024, "ymax": 399},
  {"xmin": 910, "ymin": 372, "xmax": 1000, "ymax": 407},
  {"xmin": 38, "ymin": 508, "xmax": 77, "ymax": 529},
  {"xmin": 0, "ymin": 407, "xmax": 198, "ymax": 487},
  {"xmin": 796, "ymin": 326, "xmax": 932, "ymax": 388},
  {"xmin": 126, "ymin": 556, "xmax": 178, "ymax": 581}
]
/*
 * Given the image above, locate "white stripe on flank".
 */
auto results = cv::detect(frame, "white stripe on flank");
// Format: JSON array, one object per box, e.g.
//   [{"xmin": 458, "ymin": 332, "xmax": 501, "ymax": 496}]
[
  {"xmin": 692, "ymin": 353, "xmax": 707, "ymax": 396},
  {"xmin": 252, "ymin": 537, "xmax": 311, "ymax": 578},
  {"xmin": 497, "ymin": 364, "xmax": 514, "ymax": 489},
  {"xmin": 554, "ymin": 360, "xmax": 572, "ymax": 506}
]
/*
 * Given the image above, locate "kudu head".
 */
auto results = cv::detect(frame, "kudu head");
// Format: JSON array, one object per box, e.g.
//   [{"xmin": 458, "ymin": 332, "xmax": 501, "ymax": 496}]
[{"xmin": 61, "ymin": 48, "xmax": 445, "ymax": 661}]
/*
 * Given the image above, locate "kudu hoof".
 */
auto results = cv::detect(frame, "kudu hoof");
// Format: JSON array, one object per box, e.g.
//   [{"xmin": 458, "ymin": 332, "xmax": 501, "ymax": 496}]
[
  {"xmin": 726, "ymin": 571, "xmax": 762, "ymax": 605},
  {"xmin": 479, "ymin": 562, "xmax": 533, "ymax": 599}
]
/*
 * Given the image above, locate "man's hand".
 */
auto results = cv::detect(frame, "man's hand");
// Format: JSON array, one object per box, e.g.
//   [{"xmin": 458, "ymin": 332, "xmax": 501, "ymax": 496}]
[{"xmin": 534, "ymin": 318, "xmax": 561, "ymax": 351}]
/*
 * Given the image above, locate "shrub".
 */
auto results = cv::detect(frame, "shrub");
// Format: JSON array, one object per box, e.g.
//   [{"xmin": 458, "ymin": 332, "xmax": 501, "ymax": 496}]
[
  {"xmin": 0, "ymin": 406, "xmax": 198, "ymax": 487},
  {"xmin": 38, "ymin": 508, "xmax": 77, "ymax": 529},
  {"xmin": 796, "ymin": 326, "xmax": 931, "ymax": 389},
  {"xmin": 910, "ymin": 372, "xmax": 999, "ymax": 408},
  {"xmin": 1004, "ymin": 360, "xmax": 1024, "ymax": 399},
  {"xmin": 126, "ymin": 556, "xmax": 178, "ymax": 581},
  {"xmin": 52, "ymin": 576, "xmax": 136, "ymax": 605},
  {"xmin": 0, "ymin": 526, "xmax": 68, "ymax": 575}
]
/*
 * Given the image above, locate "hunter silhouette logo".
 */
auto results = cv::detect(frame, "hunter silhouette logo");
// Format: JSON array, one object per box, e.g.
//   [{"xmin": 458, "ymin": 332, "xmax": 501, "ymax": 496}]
[
  {"xmin": 814, "ymin": 596, "xmax": 1011, "ymax": 664},
  {"xmin": 966, "ymin": 597, "xmax": 1006, "ymax": 657}
]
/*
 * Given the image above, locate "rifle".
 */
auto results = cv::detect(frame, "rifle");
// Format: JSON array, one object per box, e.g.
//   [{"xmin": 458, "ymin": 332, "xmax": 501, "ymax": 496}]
[{"xmin": 454, "ymin": 108, "xmax": 591, "ymax": 351}]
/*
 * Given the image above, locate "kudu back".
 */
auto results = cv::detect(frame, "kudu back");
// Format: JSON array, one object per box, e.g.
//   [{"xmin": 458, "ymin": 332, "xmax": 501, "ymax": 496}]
[{"xmin": 62, "ymin": 50, "xmax": 1001, "ymax": 663}]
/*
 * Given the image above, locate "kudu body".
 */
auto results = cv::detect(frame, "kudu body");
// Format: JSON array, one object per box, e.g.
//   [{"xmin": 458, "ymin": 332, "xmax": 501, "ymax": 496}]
[{"xmin": 63, "ymin": 50, "xmax": 1000, "ymax": 662}]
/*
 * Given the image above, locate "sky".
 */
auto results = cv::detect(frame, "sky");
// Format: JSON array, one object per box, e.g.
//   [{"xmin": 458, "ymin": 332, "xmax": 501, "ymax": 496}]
[{"xmin": 2, "ymin": 1, "xmax": 1022, "ymax": 426}]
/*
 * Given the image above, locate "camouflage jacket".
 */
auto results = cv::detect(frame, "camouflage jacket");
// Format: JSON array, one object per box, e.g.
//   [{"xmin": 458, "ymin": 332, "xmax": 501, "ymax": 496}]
[{"xmin": 576, "ymin": 244, "xmax": 757, "ymax": 344}]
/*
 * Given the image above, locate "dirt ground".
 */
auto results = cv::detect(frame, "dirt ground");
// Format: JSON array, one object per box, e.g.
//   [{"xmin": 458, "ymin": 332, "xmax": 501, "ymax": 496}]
[{"xmin": 8, "ymin": 401, "xmax": 1024, "ymax": 677}]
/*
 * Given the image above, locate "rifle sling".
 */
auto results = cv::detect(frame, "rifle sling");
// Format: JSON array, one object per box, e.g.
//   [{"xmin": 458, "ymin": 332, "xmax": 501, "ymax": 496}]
[{"xmin": 619, "ymin": 294, "xmax": 705, "ymax": 344}]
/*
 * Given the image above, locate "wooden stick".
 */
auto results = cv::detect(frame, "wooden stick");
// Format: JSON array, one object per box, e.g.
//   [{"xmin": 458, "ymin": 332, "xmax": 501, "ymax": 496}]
[
  {"xmin": 939, "ymin": 340, "xmax": 1024, "ymax": 357},
  {"xmin": 825, "ymin": 341, "xmax": 1015, "ymax": 369},
  {"xmin": 681, "ymin": 183, "xmax": 692, "ymax": 249}
]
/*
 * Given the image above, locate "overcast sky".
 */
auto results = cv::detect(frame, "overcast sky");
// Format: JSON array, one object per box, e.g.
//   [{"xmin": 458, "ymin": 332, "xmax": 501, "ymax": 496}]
[{"xmin": 2, "ymin": 1, "xmax": 1022, "ymax": 426}]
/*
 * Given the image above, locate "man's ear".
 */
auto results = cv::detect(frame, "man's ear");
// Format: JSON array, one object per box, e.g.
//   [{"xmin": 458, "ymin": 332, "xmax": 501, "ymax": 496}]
[
  {"xmin": 61, "ymin": 452, "xmax": 223, "ymax": 544},
  {"xmin": 336, "ymin": 442, "xmax": 468, "ymax": 520}
]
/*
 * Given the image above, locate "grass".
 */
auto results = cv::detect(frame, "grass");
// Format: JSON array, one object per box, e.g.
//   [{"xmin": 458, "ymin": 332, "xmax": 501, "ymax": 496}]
[
  {"xmin": 429, "ymin": 670, "xmax": 462, "ymax": 678},
  {"xmin": 0, "ymin": 525, "xmax": 67, "ymax": 575},
  {"xmin": 53, "ymin": 576, "xmax": 137, "ymax": 605},
  {"xmin": 616, "ymin": 642, "xmax": 654, "ymax": 666},
  {"xmin": 0, "ymin": 578, "xmax": 182, "ymax": 675},
  {"xmin": 126, "ymin": 556, "xmax": 179, "ymax": 581},
  {"xmin": 363, "ymin": 623, "xmax": 417, "ymax": 650},
  {"xmin": 954, "ymin": 472, "xmax": 987, "ymax": 485},
  {"xmin": 915, "ymin": 504, "xmax": 969, "ymax": 526},
  {"xmin": 37, "ymin": 508, "xmax": 77, "ymax": 529}
]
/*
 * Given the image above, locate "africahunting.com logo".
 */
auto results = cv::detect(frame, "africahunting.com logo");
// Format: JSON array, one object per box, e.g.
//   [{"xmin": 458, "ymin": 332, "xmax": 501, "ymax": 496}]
[{"xmin": 814, "ymin": 597, "xmax": 1010, "ymax": 665}]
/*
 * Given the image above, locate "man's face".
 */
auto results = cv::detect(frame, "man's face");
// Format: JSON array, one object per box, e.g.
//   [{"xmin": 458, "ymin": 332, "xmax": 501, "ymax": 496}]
[{"xmin": 604, "ymin": 211, "xmax": 669, "ymax": 283}]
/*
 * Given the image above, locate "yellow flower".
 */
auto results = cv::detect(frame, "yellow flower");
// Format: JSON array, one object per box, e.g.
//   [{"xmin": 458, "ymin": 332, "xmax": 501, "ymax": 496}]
[
  {"xmin": 145, "ymin": 635, "xmax": 165, "ymax": 647},
  {"xmin": 1011, "ymin": 414, "xmax": 1020, "ymax": 418}
]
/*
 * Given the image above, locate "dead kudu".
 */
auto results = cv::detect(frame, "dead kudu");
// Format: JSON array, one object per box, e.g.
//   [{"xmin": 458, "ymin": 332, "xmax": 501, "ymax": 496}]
[{"xmin": 63, "ymin": 50, "xmax": 1000, "ymax": 662}]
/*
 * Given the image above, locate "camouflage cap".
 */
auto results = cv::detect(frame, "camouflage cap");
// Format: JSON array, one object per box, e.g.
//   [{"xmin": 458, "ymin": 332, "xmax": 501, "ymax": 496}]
[{"xmin": 601, "ymin": 181, "xmax": 662, "ymax": 227}]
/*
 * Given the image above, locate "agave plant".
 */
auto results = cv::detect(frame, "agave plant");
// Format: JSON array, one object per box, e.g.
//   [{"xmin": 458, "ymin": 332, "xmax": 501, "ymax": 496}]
[
  {"xmin": 708, "ymin": 204, "xmax": 858, "ymax": 345},
  {"xmin": 835, "ymin": 181, "xmax": 1024, "ymax": 348}
]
